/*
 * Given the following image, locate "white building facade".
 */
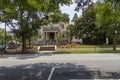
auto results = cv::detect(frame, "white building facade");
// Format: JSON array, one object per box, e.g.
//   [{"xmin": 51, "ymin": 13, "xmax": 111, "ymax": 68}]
[{"xmin": 38, "ymin": 22, "xmax": 68, "ymax": 42}]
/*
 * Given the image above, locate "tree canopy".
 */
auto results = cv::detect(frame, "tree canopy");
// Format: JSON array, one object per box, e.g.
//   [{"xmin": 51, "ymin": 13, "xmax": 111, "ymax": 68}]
[
  {"xmin": 0, "ymin": 28, "xmax": 11, "ymax": 44},
  {"xmin": 74, "ymin": 0, "xmax": 120, "ymax": 49},
  {"xmin": 71, "ymin": 13, "xmax": 78, "ymax": 22},
  {"xmin": 0, "ymin": 0, "xmax": 72, "ymax": 53}
]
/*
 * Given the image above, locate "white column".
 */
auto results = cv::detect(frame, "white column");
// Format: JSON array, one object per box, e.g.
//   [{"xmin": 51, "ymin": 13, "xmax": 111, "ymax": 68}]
[
  {"xmin": 46, "ymin": 32, "xmax": 48, "ymax": 40},
  {"xmin": 55, "ymin": 32, "xmax": 56, "ymax": 40},
  {"xmin": 45, "ymin": 32, "xmax": 46, "ymax": 40}
]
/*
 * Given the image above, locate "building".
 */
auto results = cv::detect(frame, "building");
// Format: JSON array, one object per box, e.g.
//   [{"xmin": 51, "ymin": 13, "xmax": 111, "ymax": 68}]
[{"xmin": 37, "ymin": 22, "xmax": 68, "ymax": 42}]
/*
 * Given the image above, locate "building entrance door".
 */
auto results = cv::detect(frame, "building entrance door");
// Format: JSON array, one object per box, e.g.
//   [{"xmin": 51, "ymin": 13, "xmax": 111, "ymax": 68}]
[{"xmin": 50, "ymin": 32, "xmax": 55, "ymax": 40}]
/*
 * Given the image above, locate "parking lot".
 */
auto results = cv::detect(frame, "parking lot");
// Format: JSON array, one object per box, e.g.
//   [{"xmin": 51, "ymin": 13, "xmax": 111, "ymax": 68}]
[
  {"xmin": 0, "ymin": 63, "xmax": 120, "ymax": 80},
  {"xmin": 0, "ymin": 54, "xmax": 120, "ymax": 80}
]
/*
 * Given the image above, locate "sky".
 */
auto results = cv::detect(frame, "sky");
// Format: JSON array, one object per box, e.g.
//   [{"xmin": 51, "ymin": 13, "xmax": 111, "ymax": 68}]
[
  {"xmin": 60, "ymin": 3, "xmax": 81, "ymax": 21},
  {"xmin": 0, "ymin": 3, "xmax": 79, "ymax": 30}
]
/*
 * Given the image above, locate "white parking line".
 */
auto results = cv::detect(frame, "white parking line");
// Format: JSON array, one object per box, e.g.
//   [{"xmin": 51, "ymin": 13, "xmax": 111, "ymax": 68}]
[
  {"xmin": 47, "ymin": 67, "xmax": 55, "ymax": 80},
  {"xmin": 69, "ymin": 79, "xmax": 91, "ymax": 80},
  {"xmin": 69, "ymin": 79, "xmax": 120, "ymax": 80}
]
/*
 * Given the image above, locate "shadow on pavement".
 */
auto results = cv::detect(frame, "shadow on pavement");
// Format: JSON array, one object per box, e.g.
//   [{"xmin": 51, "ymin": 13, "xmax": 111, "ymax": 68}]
[{"xmin": 0, "ymin": 63, "xmax": 120, "ymax": 80}]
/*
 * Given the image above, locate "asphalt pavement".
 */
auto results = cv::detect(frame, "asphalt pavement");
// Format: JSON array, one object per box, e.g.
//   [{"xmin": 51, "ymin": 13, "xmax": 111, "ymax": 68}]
[{"xmin": 0, "ymin": 53, "xmax": 120, "ymax": 80}]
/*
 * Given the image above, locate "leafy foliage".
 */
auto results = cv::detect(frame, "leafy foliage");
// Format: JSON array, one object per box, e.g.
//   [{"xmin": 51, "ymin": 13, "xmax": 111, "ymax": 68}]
[
  {"xmin": 71, "ymin": 13, "xmax": 78, "ymax": 22},
  {"xmin": 95, "ymin": 1, "xmax": 120, "ymax": 50},
  {"xmin": 51, "ymin": 10, "xmax": 70, "ymax": 23},
  {"xmin": 0, "ymin": 28, "xmax": 12, "ymax": 44},
  {"xmin": 67, "ymin": 24, "xmax": 76, "ymax": 42},
  {"xmin": 95, "ymin": 1, "xmax": 120, "ymax": 39},
  {"xmin": 75, "ymin": 4, "xmax": 96, "ymax": 38},
  {"xmin": 74, "ymin": 0, "xmax": 93, "ymax": 11},
  {"xmin": 0, "ymin": 0, "xmax": 72, "ymax": 52}
]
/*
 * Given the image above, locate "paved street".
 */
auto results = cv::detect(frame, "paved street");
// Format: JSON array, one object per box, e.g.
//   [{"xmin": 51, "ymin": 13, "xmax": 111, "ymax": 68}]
[{"xmin": 0, "ymin": 53, "xmax": 120, "ymax": 80}]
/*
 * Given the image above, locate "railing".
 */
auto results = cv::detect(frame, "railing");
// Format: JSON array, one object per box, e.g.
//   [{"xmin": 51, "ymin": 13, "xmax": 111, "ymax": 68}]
[
  {"xmin": 39, "ymin": 40, "xmax": 56, "ymax": 45},
  {"xmin": 43, "ymin": 27, "xmax": 59, "ymax": 32}
]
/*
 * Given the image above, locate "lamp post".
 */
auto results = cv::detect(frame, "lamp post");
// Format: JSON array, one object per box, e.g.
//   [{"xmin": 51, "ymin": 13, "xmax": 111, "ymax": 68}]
[{"xmin": 4, "ymin": 20, "xmax": 7, "ymax": 53}]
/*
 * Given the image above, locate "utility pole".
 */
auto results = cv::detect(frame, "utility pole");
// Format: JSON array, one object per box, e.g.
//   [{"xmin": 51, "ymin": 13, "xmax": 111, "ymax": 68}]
[{"xmin": 4, "ymin": 20, "xmax": 7, "ymax": 53}]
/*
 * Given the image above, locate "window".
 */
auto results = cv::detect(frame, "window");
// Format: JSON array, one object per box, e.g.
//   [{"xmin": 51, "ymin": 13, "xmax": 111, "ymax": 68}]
[
  {"xmin": 39, "ymin": 35, "xmax": 41, "ymax": 38},
  {"xmin": 61, "ymin": 24, "xmax": 64, "ymax": 29},
  {"xmin": 75, "ymin": 36, "xmax": 77, "ymax": 39},
  {"xmin": 62, "ymin": 34, "xmax": 64, "ymax": 38},
  {"xmin": 50, "ymin": 24, "xmax": 54, "ymax": 28}
]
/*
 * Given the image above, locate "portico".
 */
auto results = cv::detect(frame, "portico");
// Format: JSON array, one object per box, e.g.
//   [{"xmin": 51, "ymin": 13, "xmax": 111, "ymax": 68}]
[
  {"xmin": 43, "ymin": 27, "xmax": 59, "ymax": 41},
  {"xmin": 44, "ymin": 31, "xmax": 58, "ymax": 41}
]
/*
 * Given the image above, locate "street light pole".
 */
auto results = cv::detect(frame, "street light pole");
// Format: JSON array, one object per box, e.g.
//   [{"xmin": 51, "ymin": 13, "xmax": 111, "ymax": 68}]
[{"xmin": 4, "ymin": 20, "xmax": 6, "ymax": 54}]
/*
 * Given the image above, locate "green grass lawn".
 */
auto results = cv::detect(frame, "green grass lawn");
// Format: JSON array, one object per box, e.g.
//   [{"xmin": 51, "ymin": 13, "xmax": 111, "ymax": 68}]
[
  {"xmin": 3, "ymin": 45, "xmax": 120, "ymax": 54},
  {"xmin": 54, "ymin": 49, "xmax": 120, "ymax": 54},
  {"xmin": 53, "ymin": 44, "xmax": 120, "ymax": 53},
  {"xmin": 78, "ymin": 44, "xmax": 119, "ymax": 48},
  {"xmin": 54, "ymin": 45, "xmax": 120, "ymax": 53}
]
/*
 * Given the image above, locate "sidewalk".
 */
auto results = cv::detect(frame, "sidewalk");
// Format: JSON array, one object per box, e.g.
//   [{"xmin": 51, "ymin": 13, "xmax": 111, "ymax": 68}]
[
  {"xmin": 1, "ymin": 48, "xmax": 38, "ymax": 54},
  {"xmin": 1, "ymin": 47, "xmax": 120, "ymax": 54}
]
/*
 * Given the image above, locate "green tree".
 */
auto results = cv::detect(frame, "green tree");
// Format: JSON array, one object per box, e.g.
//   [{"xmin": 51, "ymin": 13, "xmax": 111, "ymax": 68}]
[
  {"xmin": 57, "ymin": 32, "xmax": 62, "ymax": 41},
  {"xmin": 0, "ymin": 28, "xmax": 5, "ymax": 44},
  {"xmin": 95, "ymin": 1, "xmax": 120, "ymax": 50},
  {"xmin": 67, "ymin": 24, "xmax": 76, "ymax": 42},
  {"xmin": 0, "ymin": 28, "xmax": 11, "ymax": 44},
  {"xmin": 75, "ymin": 3, "xmax": 101, "ymax": 44},
  {"xmin": 51, "ymin": 10, "xmax": 70, "ymax": 23},
  {"xmin": 71, "ymin": 13, "xmax": 78, "ymax": 22},
  {"xmin": 74, "ymin": 0, "xmax": 93, "ymax": 11},
  {"xmin": 0, "ymin": 0, "xmax": 72, "ymax": 53},
  {"xmin": 56, "ymin": 31, "xmax": 62, "ymax": 46}
]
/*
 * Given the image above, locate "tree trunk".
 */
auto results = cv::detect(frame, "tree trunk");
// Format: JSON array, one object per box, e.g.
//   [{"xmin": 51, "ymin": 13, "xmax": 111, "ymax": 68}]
[
  {"xmin": 113, "ymin": 38, "xmax": 116, "ymax": 51},
  {"xmin": 106, "ymin": 37, "xmax": 109, "ymax": 44},
  {"xmin": 70, "ymin": 36, "xmax": 73, "ymax": 42},
  {"xmin": 29, "ymin": 39, "xmax": 31, "ymax": 48},
  {"xmin": 22, "ymin": 33, "xmax": 27, "ymax": 53}
]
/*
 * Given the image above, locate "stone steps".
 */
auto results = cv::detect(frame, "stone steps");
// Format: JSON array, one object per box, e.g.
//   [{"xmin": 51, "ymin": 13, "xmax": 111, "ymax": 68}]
[{"xmin": 38, "ymin": 45, "xmax": 56, "ymax": 51}]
